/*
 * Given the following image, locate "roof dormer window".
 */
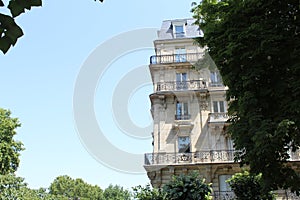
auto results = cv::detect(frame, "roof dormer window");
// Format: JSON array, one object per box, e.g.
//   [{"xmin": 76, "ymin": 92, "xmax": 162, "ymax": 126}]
[
  {"xmin": 175, "ymin": 25, "xmax": 185, "ymax": 38},
  {"xmin": 172, "ymin": 20, "xmax": 186, "ymax": 38}
]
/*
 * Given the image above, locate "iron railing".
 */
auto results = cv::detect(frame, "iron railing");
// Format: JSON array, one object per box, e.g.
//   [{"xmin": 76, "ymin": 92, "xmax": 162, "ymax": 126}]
[
  {"xmin": 156, "ymin": 80, "xmax": 207, "ymax": 92},
  {"xmin": 144, "ymin": 150, "xmax": 236, "ymax": 165},
  {"xmin": 175, "ymin": 114, "xmax": 191, "ymax": 120},
  {"xmin": 209, "ymin": 82, "xmax": 224, "ymax": 87},
  {"xmin": 144, "ymin": 149, "xmax": 300, "ymax": 166},
  {"xmin": 150, "ymin": 53, "xmax": 204, "ymax": 64},
  {"xmin": 213, "ymin": 191, "xmax": 235, "ymax": 200}
]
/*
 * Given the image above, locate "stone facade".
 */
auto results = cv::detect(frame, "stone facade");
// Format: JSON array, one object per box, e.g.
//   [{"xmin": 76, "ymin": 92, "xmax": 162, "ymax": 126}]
[{"xmin": 144, "ymin": 18, "xmax": 300, "ymax": 200}]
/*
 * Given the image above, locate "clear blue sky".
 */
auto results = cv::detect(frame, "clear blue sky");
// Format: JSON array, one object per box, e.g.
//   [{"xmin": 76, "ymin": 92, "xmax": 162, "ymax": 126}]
[{"xmin": 0, "ymin": 0, "xmax": 195, "ymax": 190}]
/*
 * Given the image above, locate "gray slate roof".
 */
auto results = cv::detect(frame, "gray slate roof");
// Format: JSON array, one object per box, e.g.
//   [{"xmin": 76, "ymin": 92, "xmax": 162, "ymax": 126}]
[{"xmin": 157, "ymin": 18, "xmax": 203, "ymax": 40}]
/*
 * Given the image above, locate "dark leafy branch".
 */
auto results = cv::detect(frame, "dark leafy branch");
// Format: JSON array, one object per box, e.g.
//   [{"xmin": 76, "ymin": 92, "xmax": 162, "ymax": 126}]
[
  {"xmin": 192, "ymin": 0, "xmax": 300, "ymax": 194},
  {"xmin": 0, "ymin": 0, "xmax": 42, "ymax": 54},
  {"xmin": 0, "ymin": 0, "xmax": 104, "ymax": 54}
]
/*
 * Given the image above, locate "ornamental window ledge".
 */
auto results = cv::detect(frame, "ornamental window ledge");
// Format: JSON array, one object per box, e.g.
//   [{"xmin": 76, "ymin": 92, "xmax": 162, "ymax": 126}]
[{"xmin": 173, "ymin": 120, "xmax": 194, "ymax": 129}]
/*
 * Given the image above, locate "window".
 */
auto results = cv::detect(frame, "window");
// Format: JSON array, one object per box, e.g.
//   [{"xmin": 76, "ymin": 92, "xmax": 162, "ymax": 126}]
[
  {"xmin": 175, "ymin": 48, "xmax": 187, "ymax": 62},
  {"xmin": 210, "ymin": 71, "xmax": 223, "ymax": 86},
  {"xmin": 226, "ymin": 137, "xmax": 234, "ymax": 150},
  {"xmin": 176, "ymin": 72, "xmax": 187, "ymax": 82},
  {"xmin": 178, "ymin": 136, "xmax": 190, "ymax": 153},
  {"xmin": 176, "ymin": 101, "xmax": 190, "ymax": 120},
  {"xmin": 176, "ymin": 73, "xmax": 187, "ymax": 90},
  {"xmin": 174, "ymin": 25, "xmax": 185, "ymax": 38},
  {"xmin": 219, "ymin": 175, "xmax": 232, "ymax": 192},
  {"xmin": 213, "ymin": 101, "xmax": 225, "ymax": 113}
]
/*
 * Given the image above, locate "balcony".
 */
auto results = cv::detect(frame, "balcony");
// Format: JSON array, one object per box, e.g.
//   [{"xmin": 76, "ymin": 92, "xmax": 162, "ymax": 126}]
[
  {"xmin": 175, "ymin": 114, "xmax": 191, "ymax": 120},
  {"xmin": 150, "ymin": 53, "xmax": 204, "ymax": 64},
  {"xmin": 156, "ymin": 80, "xmax": 207, "ymax": 92},
  {"xmin": 209, "ymin": 112, "xmax": 229, "ymax": 123},
  {"xmin": 145, "ymin": 149, "xmax": 300, "ymax": 166},
  {"xmin": 144, "ymin": 150, "xmax": 236, "ymax": 166},
  {"xmin": 209, "ymin": 82, "xmax": 224, "ymax": 87}
]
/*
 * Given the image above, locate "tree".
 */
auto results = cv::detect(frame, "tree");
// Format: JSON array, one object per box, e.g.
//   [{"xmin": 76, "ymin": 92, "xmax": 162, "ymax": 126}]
[
  {"xmin": 49, "ymin": 175, "xmax": 103, "ymax": 200},
  {"xmin": 163, "ymin": 172, "xmax": 212, "ymax": 200},
  {"xmin": 228, "ymin": 171, "xmax": 275, "ymax": 200},
  {"xmin": 133, "ymin": 184, "xmax": 166, "ymax": 200},
  {"xmin": 192, "ymin": 0, "xmax": 300, "ymax": 193},
  {"xmin": 0, "ymin": 173, "xmax": 59, "ymax": 200},
  {"xmin": 102, "ymin": 184, "xmax": 132, "ymax": 200},
  {"xmin": 0, "ymin": 108, "xmax": 24, "ymax": 175},
  {"xmin": 0, "ymin": 173, "xmax": 26, "ymax": 199}
]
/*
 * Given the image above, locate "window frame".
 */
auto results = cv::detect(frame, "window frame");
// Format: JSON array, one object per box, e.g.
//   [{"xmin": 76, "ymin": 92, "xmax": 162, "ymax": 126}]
[
  {"xmin": 178, "ymin": 136, "xmax": 191, "ymax": 153},
  {"xmin": 175, "ymin": 48, "xmax": 187, "ymax": 62},
  {"xmin": 212, "ymin": 101, "xmax": 226, "ymax": 113},
  {"xmin": 174, "ymin": 25, "xmax": 185, "ymax": 38},
  {"xmin": 175, "ymin": 101, "xmax": 190, "ymax": 120}
]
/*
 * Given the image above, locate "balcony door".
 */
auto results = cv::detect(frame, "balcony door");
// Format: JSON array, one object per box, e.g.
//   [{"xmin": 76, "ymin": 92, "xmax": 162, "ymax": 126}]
[
  {"xmin": 218, "ymin": 175, "xmax": 233, "ymax": 199},
  {"xmin": 210, "ymin": 70, "xmax": 223, "ymax": 86},
  {"xmin": 178, "ymin": 136, "xmax": 190, "ymax": 153},
  {"xmin": 219, "ymin": 174, "xmax": 232, "ymax": 192},
  {"xmin": 176, "ymin": 72, "xmax": 187, "ymax": 90},
  {"xmin": 175, "ymin": 48, "xmax": 186, "ymax": 62}
]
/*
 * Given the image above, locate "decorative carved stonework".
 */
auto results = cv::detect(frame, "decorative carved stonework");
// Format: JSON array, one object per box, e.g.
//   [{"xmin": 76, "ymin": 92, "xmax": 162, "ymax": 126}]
[
  {"xmin": 199, "ymin": 100, "xmax": 208, "ymax": 110},
  {"xmin": 148, "ymin": 171, "xmax": 156, "ymax": 179}
]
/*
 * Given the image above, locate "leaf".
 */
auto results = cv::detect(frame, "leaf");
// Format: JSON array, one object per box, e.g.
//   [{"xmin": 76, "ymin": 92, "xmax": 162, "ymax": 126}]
[
  {"xmin": 30, "ymin": 0, "xmax": 42, "ymax": 7},
  {"xmin": 0, "ymin": 0, "xmax": 4, "ymax": 6},
  {"xmin": 0, "ymin": 37, "xmax": 12, "ymax": 53},
  {"xmin": 0, "ymin": 14, "xmax": 23, "ymax": 54},
  {"xmin": 8, "ymin": 1, "xmax": 25, "ymax": 17},
  {"xmin": 8, "ymin": 0, "xmax": 42, "ymax": 18}
]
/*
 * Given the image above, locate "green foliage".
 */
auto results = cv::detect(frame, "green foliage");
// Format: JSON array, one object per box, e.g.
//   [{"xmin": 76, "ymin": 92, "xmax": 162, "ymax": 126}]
[
  {"xmin": 228, "ymin": 171, "xmax": 275, "ymax": 200},
  {"xmin": 0, "ymin": 0, "xmax": 42, "ymax": 54},
  {"xmin": 163, "ymin": 172, "xmax": 212, "ymax": 200},
  {"xmin": 192, "ymin": 0, "xmax": 300, "ymax": 193},
  {"xmin": 133, "ymin": 184, "xmax": 166, "ymax": 200},
  {"xmin": 0, "ymin": 173, "xmax": 26, "ymax": 199},
  {"xmin": 49, "ymin": 175, "xmax": 103, "ymax": 200},
  {"xmin": 192, "ymin": 49, "xmax": 218, "ymax": 71},
  {"xmin": 102, "ymin": 184, "xmax": 132, "ymax": 200},
  {"xmin": 0, "ymin": 108, "xmax": 24, "ymax": 175},
  {"xmin": 0, "ymin": 174, "xmax": 67, "ymax": 200}
]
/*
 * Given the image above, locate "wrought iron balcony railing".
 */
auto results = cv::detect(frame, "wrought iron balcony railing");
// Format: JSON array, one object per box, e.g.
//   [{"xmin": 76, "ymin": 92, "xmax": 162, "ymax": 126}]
[
  {"xmin": 175, "ymin": 114, "xmax": 191, "ymax": 120},
  {"xmin": 144, "ymin": 150, "xmax": 236, "ymax": 165},
  {"xmin": 157, "ymin": 80, "xmax": 207, "ymax": 92},
  {"xmin": 209, "ymin": 82, "xmax": 224, "ymax": 87},
  {"xmin": 213, "ymin": 191, "xmax": 235, "ymax": 200},
  {"xmin": 150, "ymin": 53, "xmax": 204, "ymax": 64}
]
